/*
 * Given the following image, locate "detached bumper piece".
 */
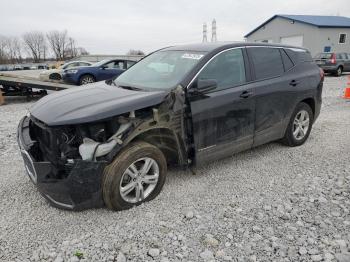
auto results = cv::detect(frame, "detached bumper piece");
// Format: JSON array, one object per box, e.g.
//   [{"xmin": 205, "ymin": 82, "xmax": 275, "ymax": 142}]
[{"xmin": 17, "ymin": 116, "xmax": 107, "ymax": 210}]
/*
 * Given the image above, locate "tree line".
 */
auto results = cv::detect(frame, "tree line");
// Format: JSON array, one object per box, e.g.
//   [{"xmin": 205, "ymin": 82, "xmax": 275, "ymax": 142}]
[{"xmin": 0, "ymin": 30, "xmax": 89, "ymax": 64}]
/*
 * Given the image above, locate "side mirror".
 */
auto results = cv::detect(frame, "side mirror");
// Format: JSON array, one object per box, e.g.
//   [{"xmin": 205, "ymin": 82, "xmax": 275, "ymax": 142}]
[
  {"xmin": 196, "ymin": 79, "xmax": 217, "ymax": 93},
  {"xmin": 101, "ymin": 65, "xmax": 108, "ymax": 70}
]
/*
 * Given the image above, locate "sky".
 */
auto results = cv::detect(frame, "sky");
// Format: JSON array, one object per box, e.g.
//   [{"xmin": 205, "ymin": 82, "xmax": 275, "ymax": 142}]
[{"xmin": 1, "ymin": 0, "xmax": 350, "ymax": 55}]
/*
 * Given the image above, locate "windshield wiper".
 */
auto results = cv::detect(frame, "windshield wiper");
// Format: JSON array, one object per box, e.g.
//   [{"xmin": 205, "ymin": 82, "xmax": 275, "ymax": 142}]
[
  {"xmin": 109, "ymin": 80, "xmax": 143, "ymax": 91},
  {"xmin": 118, "ymin": 85, "xmax": 142, "ymax": 91}
]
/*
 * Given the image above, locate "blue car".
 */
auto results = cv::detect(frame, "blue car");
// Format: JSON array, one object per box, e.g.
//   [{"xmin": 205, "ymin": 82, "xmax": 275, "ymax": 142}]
[{"xmin": 62, "ymin": 59, "xmax": 137, "ymax": 85}]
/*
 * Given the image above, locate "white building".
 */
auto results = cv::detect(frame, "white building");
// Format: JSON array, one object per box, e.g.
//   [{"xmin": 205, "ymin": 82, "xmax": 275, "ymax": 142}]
[{"xmin": 245, "ymin": 15, "xmax": 350, "ymax": 56}]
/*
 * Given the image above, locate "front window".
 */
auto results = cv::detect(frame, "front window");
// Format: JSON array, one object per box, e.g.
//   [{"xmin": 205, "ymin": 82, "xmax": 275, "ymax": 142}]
[
  {"xmin": 115, "ymin": 50, "xmax": 206, "ymax": 90},
  {"xmin": 63, "ymin": 63, "xmax": 77, "ymax": 69},
  {"xmin": 197, "ymin": 48, "xmax": 246, "ymax": 91},
  {"xmin": 92, "ymin": 59, "xmax": 110, "ymax": 67}
]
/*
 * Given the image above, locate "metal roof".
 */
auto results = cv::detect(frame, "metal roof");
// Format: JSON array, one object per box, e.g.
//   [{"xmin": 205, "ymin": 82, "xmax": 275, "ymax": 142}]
[{"xmin": 245, "ymin": 15, "xmax": 350, "ymax": 38}]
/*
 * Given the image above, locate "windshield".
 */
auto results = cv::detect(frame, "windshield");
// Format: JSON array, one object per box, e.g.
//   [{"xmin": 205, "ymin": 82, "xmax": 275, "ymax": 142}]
[
  {"xmin": 314, "ymin": 53, "xmax": 332, "ymax": 59},
  {"xmin": 115, "ymin": 50, "xmax": 206, "ymax": 90}
]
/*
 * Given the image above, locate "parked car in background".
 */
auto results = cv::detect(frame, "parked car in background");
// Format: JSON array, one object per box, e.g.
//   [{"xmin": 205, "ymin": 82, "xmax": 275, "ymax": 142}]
[
  {"xmin": 17, "ymin": 42, "xmax": 323, "ymax": 211},
  {"xmin": 314, "ymin": 52, "xmax": 350, "ymax": 76},
  {"xmin": 0, "ymin": 65, "xmax": 9, "ymax": 71},
  {"xmin": 62, "ymin": 59, "xmax": 136, "ymax": 85},
  {"xmin": 37, "ymin": 65, "xmax": 49, "ymax": 70},
  {"xmin": 39, "ymin": 61, "xmax": 92, "ymax": 81}
]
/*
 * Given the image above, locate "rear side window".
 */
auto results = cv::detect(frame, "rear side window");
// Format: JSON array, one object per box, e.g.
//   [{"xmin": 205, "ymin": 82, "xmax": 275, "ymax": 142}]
[
  {"xmin": 314, "ymin": 53, "xmax": 332, "ymax": 59},
  {"xmin": 336, "ymin": 53, "xmax": 346, "ymax": 59},
  {"xmin": 198, "ymin": 48, "xmax": 246, "ymax": 91},
  {"xmin": 281, "ymin": 49, "xmax": 294, "ymax": 71},
  {"xmin": 249, "ymin": 47, "xmax": 284, "ymax": 80}
]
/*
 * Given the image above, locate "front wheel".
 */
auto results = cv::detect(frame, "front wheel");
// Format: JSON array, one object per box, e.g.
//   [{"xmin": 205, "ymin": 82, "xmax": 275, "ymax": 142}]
[
  {"xmin": 281, "ymin": 102, "xmax": 313, "ymax": 147},
  {"xmin": 79, "ymin": 74, "xmax": 95, "ymax": 85},
  {"xmin": 102, "ymin": 141, "xmax": 167, "ymax": 211}
]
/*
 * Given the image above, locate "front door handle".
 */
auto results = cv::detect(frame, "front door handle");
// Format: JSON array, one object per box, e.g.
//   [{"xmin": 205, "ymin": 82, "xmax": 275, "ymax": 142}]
[
  {"xmin": 290, "ymin": 80, "xmax": 300, "ymax": 86},
  {"xmin": 240, "ymin": 90, "xmax": 253, "ymax": 99}
]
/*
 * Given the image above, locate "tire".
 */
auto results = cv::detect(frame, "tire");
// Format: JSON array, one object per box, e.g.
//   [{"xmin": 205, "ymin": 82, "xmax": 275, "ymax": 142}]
[
  {"xmin": 102, "ymin": 141, "xmax": 167, "ymax": 211},
  {"xmin": 79, "ymin": 74, "xmax": 95, "ymax": 85},
  {"xmin": 281, "ymin": 102, "xmax": 314, "ymax": 147},
  {"xmin": 335, "ymin": 66, "xmax": 343, "ymax": 77},
  {"xmin": 49, "ymin": 73, "xmax": 61, "ymax": 80}
]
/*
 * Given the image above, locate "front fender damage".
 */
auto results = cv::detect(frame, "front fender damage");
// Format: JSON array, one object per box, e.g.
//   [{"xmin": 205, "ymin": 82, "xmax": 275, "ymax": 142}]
[
  {"xmin": 19, "ymin": 86, "xmax": 190, "ymax": 210},
  {"xmin": 79, "ymin": 85, "xmax": 190, "ymax": 166}
]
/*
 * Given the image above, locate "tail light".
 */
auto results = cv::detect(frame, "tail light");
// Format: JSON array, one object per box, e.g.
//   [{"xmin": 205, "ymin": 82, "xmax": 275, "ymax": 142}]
[
  {"xmin": 330, "ymin": 53, "xmax": 336, "ymax": 64},
  {"xmin": 319, "ymin": 68, "xmax": 325, "ymax": 81}
]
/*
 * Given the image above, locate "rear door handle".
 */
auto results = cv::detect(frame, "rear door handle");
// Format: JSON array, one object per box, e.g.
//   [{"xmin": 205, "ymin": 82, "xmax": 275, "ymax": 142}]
[
  {"xmin": 290, "ymin": 80, "xmax": 300, "ymax": 86},
  {"xmin": 240, "ymin": 90, "xmax": 253, "ymax": 98}
]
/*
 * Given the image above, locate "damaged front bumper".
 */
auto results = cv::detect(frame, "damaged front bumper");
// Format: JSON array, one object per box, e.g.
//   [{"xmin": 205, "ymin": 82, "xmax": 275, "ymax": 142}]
[{"xmin": 17, "ymin": 116, "xmax": 107, "ymax": 210}]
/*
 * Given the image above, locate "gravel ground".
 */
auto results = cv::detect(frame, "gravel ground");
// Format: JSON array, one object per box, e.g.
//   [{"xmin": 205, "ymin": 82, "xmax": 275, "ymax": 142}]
[{"xmin": 0, "ymin": 75, "xmax": 349, "ymax": 262}]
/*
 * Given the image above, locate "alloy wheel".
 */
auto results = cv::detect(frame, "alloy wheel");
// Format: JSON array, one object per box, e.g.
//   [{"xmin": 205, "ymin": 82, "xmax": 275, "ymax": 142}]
[
  {"xmin": 293, "ymin": 110, "xmax": 310, "ymax": 140},
  {"xmin": 81, "ymin": 76, "xmax": 95, "ymax": 85},
  {"xmin": 337, "ymin": 67, "xmax": 342, "ymax": 76},
  {"xmin": 119, "ymin": 157, "xmax": 159, "ymax": 204}
]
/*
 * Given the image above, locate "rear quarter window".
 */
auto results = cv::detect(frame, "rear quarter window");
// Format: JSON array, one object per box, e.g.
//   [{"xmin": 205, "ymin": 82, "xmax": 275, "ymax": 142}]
[
  {"xmin": 249, "ymin": 47, "xmax": 284, "ymax": 80},
  {"xmin": 281, "ymin": 49, "xmax": 294, "ymax": 71},
  {"xmin": 336, "ymin": 53, "xmax": 346, "ymax": 59},
  {"xmin": 285, "ymin": 48, "xmax": 312, "ymax": 64}
]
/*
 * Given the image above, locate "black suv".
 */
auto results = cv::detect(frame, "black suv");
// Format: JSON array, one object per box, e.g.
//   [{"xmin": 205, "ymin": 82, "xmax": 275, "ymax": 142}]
[
  {"xmin": 17, "ymin": 43, "xmax": 323, "ymax": 211},
  {"xmin": 314, "ymin": 52, "xmax": 350, "ymax": 76}
]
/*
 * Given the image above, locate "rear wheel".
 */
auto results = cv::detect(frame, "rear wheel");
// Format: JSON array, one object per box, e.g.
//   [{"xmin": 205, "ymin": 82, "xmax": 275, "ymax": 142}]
[
  {"xmin": 102, "ymin": 141, "xmax": 167, "ymax": 211},
  {"xmin": 281, "ymin": 102, "xmax": 313, "ymax": 147},
  {"xmin": 335, "ymin": 66, "xmax": 343, "ymax": 77},
  {"xmin": 79, "ymin": 74, "xmax": 95, "ymax": 85},
  {"xmin": 49, "ymin": 73, "xmax": 61, "ymax": 80}
]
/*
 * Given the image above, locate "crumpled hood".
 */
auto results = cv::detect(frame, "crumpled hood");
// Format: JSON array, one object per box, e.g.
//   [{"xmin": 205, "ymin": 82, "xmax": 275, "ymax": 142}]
[{"xmin": 30, "ymin": 81, "xmax": 168, "ymax": 126}]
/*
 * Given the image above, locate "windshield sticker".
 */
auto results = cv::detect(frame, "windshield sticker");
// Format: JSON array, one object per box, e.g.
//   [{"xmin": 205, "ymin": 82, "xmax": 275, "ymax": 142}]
[{"xmin": 181, "ymin": 53, "xmax": 204, "ymax": 60}]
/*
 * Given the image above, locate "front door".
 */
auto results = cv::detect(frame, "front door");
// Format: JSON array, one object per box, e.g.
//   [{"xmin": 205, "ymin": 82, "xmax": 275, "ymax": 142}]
[
  {"xmin": 188, "ymin": 48, "xmax": 255, "ymax": 165},
  {"xmin": 99, "ymin": 60, "xmax": 125, "ymax": 81}
]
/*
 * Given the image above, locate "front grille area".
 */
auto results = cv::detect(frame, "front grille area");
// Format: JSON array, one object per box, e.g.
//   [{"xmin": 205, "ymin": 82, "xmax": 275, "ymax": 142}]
[{"xmin": 29, "ymin": 117, "xmax": 60, "ymax": 164}]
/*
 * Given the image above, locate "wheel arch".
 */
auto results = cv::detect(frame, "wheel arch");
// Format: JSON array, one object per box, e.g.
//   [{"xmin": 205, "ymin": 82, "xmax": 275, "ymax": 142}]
[
  {"xmin": 79, "ymin": 73, "xmax": 96, "ymax": 83},
  {"xmin": 300, "ymin": 97, "xmax": 315, "ymax": 117},
  {"xmin": 49, "ymin": 72, "xmax": 61, "ymax": 80},
  {"xmin": 124, "ymin": 127, "xmax": 187, "ymax": 167}
]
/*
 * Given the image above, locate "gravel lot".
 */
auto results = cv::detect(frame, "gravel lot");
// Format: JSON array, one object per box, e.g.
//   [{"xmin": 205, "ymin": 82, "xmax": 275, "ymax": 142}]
[{"xmin": 0, "ymin": 75, "xmax": 349, "ymax": 262}]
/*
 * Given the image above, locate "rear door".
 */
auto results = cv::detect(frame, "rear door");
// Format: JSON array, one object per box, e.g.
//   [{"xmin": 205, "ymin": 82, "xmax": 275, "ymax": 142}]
[
  {"xmin": 247, "ymin": 46, "xmax": 299, "ymax": 146},
  {"xmin": 188, "ymin": 48, "xmax": 256, "ymax": 165}
]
